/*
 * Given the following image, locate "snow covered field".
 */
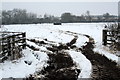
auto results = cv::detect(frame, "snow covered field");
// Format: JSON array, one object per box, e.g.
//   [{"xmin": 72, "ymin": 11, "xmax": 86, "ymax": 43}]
[{"xmin": 0, "ymin": 23, "xmax": 119, "ymax": 79}]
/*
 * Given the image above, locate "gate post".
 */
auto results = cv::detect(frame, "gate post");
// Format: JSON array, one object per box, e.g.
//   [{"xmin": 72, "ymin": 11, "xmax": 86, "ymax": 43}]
[
  {"xmin": 103, "ymin": 30, "xmax": 107, "ymax": 46},
  {"xmin": 22, "ymin": 32, "xmax": 26, "ymax": 49}
]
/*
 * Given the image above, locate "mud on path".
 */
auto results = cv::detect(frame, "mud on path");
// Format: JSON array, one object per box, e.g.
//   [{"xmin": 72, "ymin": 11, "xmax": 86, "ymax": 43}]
[
  {"xmin": 26, "ymin": 29, "xmax": 120, "ymax": 80},
  {"xmin": 26, "ymin": 37, "xmax": 81, "ymax": 80},
  {"xmin": 81, "ymin": 36, "xmax": 120, "ymax": 80},
  {"xmin": 58, "ymin": 30, "xmax": 120, "ymax": 79},
  {"xmin": 40, "ymin": 51, "xmax": 80, "ymax": 80}
]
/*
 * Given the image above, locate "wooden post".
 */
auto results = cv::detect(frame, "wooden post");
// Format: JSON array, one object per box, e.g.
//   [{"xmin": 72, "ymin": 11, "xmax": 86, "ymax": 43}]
[
  {"xmin": 117, "ymin": 1, "xmax": 120, "ymax": 50},
  {"xmin": 11, "ymin": 35, "xmax": 15, "ymax": 60},
  {"xmin": 118, "ymin": 1, "xmax": 120, "ymax": 30},
  {"xmin": 7, "ymin": 36, "xmax": 11, "ymax": 56},
  {"xmin": 22, "ymin": 32, "xmax": 26, "ymax": 49},
  {"xmin": 103, "ymin": 30, "xmax": 107, "ymax": 46},
  {"xmin": 0, "ymin": 40, "xmax": 2, "ymax": 63}
]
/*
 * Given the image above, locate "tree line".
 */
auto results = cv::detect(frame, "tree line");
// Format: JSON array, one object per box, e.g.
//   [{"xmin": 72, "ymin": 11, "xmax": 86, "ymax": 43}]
[{"xmin": 1, "ymin": 9, "xmax": 118, "ymax": 24}]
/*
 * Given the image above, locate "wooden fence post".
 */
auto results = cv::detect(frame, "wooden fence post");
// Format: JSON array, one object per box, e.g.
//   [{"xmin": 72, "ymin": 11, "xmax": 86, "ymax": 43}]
[
  {"xmin": 22, "ymin": 32, "xmax": 26, "ymax": 49},
  {"xmin": 103, "ymin": 30, "xmax": 107, "ymax": 46},
  {"xmin": 7, "ymin": 36, "xmax": 11, "ymax": 56},
  {"xmin": 11, "ymin": 35, "xmax": 15, "ymax": 60}
]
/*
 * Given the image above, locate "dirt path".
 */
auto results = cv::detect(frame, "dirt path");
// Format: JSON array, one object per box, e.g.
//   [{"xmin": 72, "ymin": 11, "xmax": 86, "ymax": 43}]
[
  {"xmin": 26, "ymin": 38, "xmax": 80, "ymax": 80},
  {"xmin": 81, "ymin": 35, "xmax": 120, "ymax": 80},
  {"xmin": 26, "ymin": 29, "xmax": 120, "ymax": 80},
  {"xmin": 57, "ymin": 30, "xmax": 120, "ymax": 79}
]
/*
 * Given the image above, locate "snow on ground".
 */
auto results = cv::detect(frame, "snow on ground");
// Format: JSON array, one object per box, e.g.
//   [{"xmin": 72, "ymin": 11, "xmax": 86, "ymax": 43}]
[
  {"xmin": 27, "ymin": 40, "xmax": 47, "ymax": 51},
  {"xmin": 94, "ymin": 46, "xmax": 119, "ymax": 63},
  {"xmin": 67, "ymin": 50, "xmax": 92, "ymax": 78},
  {"xmin": 0, "ymin": 48, "xmax": 48, "ymax": 79},
  {"xmin": 1, "ymin": 23, "xmax": 119, "ymax": 78},
  {"xmin": 0, "ymin": 68, "xmax": 2, "ymax": 80},
  {"xmin": 75, "ymin": 35, "xmax": 88, "ymax": 48},
  {"xmin": 3, "ymin": 23, "xmax": 104, "ymax": 47},
  {"xmin": 3, "ymin": 24, "xmax": 74, "ymax": 43},
  {"xmin": 42, "ymin": 23, "xmax": 105, "ymax": 45}
]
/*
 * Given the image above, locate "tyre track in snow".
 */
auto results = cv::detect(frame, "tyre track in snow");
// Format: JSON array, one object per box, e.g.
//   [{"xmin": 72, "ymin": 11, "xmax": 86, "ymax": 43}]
[
  {"xmin": 26, "ymin": 29, "xmax": 92, "ymax": 79},
  {"xmin": 26, "ymin": 38, "xmax": 80, "ymax": 80},
  {"xmin": 26, "ymin": 34, "xmax": 92, "ymax": 79},
  {"xmin": 26, "ymin": 29, "xmax": 120, "ymax": 79},
  {"xmin": 53, "ymin": 29, "xmax": 120, "ymax": 79},
  {"xmin": 80, "ymin": 35, "xmax": 120, "ymax": 79}
]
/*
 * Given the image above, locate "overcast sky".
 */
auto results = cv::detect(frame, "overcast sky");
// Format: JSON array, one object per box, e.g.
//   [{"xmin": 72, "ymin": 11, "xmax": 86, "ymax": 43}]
[
  {"xmin": 1, "ymin": 0, "xmax": 120, "ymax": 2},
  {"xmin": 2, "ymin": 2, "xmax": 118, "ymax": 17}
]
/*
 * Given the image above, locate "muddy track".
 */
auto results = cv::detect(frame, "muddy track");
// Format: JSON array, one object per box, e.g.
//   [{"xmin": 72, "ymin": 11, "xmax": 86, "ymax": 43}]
[
  {"xmin": 27, "ymin": 30, "xmax": 120, "ymax": 80},
  {"xmin": 59, "ymin": 30, "xmax": 120, "ymax": 79},
  {"xmin": 39, "ymin": 51, "xmax": 80, "ymax": 80},
  {"xmin": 46, "ymin": 30, "xmax": 120, "ymax": 80},
  {"xmin": 81, "ymin": 35, "xmax": 120, "ymax": 80},
  {"xmin": 26, "ymin": 38, "xmax": 80, "ymax": 80}
]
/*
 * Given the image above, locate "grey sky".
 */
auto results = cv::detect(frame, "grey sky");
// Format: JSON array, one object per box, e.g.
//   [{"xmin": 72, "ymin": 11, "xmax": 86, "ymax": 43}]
[{"xmin": 2, "ymin": 2, "xmax": 118, "ymax": 17}]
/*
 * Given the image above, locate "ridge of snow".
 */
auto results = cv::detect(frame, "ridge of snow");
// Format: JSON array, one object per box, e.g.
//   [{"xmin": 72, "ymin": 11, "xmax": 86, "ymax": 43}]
[
  {"xmin": 67, "ymin": 50, "xmax": 92, "ymax": 78},
  {"xmin": 94, "ymin": 47, "xmax": 118, "ymax": 63}
]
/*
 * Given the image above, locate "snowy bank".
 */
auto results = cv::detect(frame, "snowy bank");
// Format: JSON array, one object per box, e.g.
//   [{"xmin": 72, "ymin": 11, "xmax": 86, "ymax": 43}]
[
  {"xmin": 0, "ymin": 48, "xmax": 48, "ymax": 79},
  {"xmin": 94, "ymin": 47, "xmax": 118, "ymax": 63}
]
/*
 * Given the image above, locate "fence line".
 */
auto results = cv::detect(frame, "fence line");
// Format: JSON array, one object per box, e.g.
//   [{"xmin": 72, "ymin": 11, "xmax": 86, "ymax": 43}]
[{"xmin": 0, "ymin": 32, "xmax": 26, "ymax": 62}]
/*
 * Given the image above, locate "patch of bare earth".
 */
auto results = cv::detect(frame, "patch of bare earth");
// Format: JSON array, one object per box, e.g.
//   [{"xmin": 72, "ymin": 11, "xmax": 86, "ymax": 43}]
[
  {"xmin": 81, "ymin": 35, "xmax": 120, "ymax": 80},
  {"xmin": 26, "ymin": 38, "xmax": 80, "ymax": 80},
  {"xmin": 26, "ymin": 30, "xmax": 120, "ymax": 80}
]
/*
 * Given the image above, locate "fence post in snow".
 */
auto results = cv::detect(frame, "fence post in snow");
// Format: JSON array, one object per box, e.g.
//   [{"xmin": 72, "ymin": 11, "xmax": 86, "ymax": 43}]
[
  {"xmin": 103, "ymin": 29, "xmax": 107, "ymax": 46},
  {"xmin": 118, "ymin": 1, "xmax": 120, "ymax": 51},
  {"xmin": 118, "ymin": 1, "xmax": 120, "ymax": 30},
  {"xmin": 22, "ymin": 32, "xmax": 26, "ymax": 49}
]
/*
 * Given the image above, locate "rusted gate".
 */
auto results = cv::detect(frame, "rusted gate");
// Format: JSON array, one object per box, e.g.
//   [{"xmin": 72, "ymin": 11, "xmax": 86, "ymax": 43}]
[{"xmin": 0, "ymin": 32, "xmax": 26, "ymax": 62}]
